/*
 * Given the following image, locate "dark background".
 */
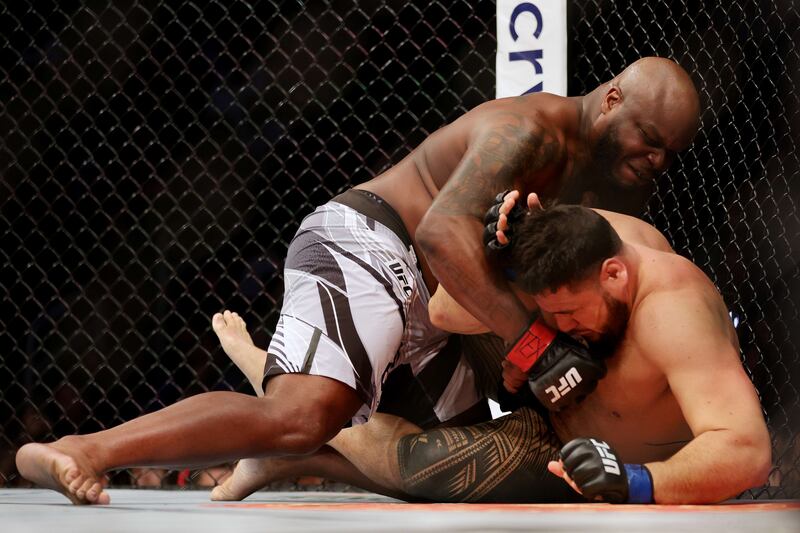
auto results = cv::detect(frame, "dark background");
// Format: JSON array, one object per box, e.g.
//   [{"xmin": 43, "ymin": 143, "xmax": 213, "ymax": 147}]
[{"xmin": 1, "ymin": 0, "xmax": 797, "ymax": 497}]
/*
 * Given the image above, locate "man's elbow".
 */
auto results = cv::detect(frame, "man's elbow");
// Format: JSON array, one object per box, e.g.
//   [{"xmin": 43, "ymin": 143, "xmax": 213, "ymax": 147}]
[
  {"xmin": 415, "ymin": 214, "xmax": 453, "ymax": 263},
  {"xmin": 427, "ymin": 302, "xmax": 450, "ymax": 330},
  {"xmin": 731, "ymin": 429, "xmax": 772, "ymax": 493},
  {"xmin": 414, "ymin": 209, "xmax": 474, "ymax": 262},
  {"xmin": 747, "ymin": 432, "xmax": 773, "ymax": 488}
]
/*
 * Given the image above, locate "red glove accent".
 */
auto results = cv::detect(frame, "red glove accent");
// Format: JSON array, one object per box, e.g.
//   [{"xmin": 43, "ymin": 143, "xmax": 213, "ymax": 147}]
[{"xmin": 506, "ymin": 319, "xmax": 557, "ymax": 371}]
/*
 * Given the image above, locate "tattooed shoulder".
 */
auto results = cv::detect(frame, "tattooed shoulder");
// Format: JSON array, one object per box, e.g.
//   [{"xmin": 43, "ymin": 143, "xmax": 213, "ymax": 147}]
[{"xmin": 433, "ymin": 112, "xmax": 564, "ymax": 218}]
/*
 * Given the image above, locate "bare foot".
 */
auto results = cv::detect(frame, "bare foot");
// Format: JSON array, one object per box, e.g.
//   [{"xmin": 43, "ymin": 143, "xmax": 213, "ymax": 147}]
[
  {"xmin": 211, "ymin": 312, "xmax": 292, "ymax": 501},
  {"xmin": 16, "ymin": 442, "xmax": 110, "ymax": 505},
  {"xmin": 210, "ymin": 457, "xmax": 284, "ymax": 501},
  {"xmin": 212, "ymin": 310, "xmax": 266, "ymax": 396}
]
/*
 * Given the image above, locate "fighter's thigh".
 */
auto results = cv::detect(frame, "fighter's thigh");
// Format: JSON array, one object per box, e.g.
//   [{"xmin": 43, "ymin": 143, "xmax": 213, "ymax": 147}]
[{"xmin": 265, "ymin": 229, "xmax": 408, "ymax": 409}]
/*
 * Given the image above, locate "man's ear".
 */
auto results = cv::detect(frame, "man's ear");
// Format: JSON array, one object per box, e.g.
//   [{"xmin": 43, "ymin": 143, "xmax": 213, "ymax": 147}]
[
  {"xmin": 600, "ymin": 257, "xmax": 627, "ymax": 289},
  {"xmin": 601, "ymin": 84, "xmax": 623, "ymax": 114}
]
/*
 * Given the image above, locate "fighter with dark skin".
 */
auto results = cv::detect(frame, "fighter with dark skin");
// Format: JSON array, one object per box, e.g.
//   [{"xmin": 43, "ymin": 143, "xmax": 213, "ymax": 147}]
[
  {"xmin": 16, "ymin": 57, "xmax": 699, "ymax": 505},
  {"xmin": 214, "ymin": 56, "xmax": 702, "ymax": 501}
]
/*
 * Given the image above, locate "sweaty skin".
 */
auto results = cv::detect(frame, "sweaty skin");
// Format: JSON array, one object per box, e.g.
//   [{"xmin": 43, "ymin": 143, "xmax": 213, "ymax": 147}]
[
  {"xmin": 496, "ymin": 209, "xmax": 691, "ymax": 462},
  {"xmin": 206, "ymin": 57, "xmax": 701, "ymax": 502}
]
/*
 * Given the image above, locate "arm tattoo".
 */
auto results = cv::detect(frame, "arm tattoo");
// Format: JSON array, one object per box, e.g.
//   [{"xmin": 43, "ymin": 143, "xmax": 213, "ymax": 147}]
[
  {"xmin": 433, "ymin": 115, "xmax": 563, "ymax": 219},
  {"xmin": 396, "ymin": 408, "xmax": 582, "ymax": 503}
]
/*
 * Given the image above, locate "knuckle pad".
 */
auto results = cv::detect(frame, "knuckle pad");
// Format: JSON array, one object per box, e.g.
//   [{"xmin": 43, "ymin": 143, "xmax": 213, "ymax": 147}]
[
  {"xmin": 494, "ymin": 190, "xmax": 510, "ymax": 203},
  {"xmin": 482, "ymin": 224, "xmax": 497, "ymax": 246},
  {"xmin": 570, "ymin": 463, "xmax": 599, "ymax": 487},
  {"xmin": 483, "ymin": 204, "xmax": 501, "ymax": 224},
  {"xmin": 560, "ymin": 438, "xmax": 589, "ymax": 463}
]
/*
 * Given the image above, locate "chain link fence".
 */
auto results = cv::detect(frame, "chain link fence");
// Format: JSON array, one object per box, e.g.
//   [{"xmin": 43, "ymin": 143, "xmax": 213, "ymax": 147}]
[{"xmin": 1, "ymin": 1, "xmax": 797, "ymax": 498}]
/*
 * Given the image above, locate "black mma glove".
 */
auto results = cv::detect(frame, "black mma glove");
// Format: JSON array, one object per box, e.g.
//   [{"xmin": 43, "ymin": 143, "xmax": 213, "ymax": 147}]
[
  {"xmin": 505, "ymin": 319, "xmax": 607, "ymax": 411},
  {"xmin": 483, "ymin": 190, "xmax": 527, "ymax": 252},
  {"xmin": 496, "ymin": 376, "xmax": 541, "ymax": 414},
  {"xmin": 559, "ymin": 437, "xmax": 654, "ymax": 504}
]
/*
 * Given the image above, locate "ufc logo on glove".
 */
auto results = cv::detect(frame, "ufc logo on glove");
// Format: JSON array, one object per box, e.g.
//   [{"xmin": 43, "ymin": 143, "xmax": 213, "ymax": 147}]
[
  {"xmin": 544, "ymin": 366, "xmax": 583, "ymax": 403},
  {"xmin": 591, "ymin": 438, "xmax": 621, "ymax": 475},
  {"xmin": 505, "ymin": 319, "xmax": 607, "ymax": 411}
]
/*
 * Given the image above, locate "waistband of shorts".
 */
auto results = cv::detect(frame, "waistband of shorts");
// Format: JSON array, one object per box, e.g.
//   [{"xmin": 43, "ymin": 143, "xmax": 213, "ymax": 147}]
[{"xmin": 331, "ymin": 188, "xmax": 413, "ymax": 250}]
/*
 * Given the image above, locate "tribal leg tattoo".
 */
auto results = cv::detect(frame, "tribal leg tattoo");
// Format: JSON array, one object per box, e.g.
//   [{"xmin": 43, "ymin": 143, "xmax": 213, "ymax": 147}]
[{"xmin": 397, "ymin": 407, "xmax": 582, "ymax": 503}]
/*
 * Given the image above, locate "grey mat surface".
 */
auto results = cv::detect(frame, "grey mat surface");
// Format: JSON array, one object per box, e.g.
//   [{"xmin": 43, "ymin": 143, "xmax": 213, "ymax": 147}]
[{"xmin": 1, "ymin": 489, "xmax": 799, "ymax": 532}]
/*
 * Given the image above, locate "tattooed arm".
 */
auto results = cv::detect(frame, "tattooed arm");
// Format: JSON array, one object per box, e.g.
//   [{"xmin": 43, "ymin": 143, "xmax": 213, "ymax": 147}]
[{"xmin": 416, "ymin": 113, "xmax": 564, "ymax": 342}]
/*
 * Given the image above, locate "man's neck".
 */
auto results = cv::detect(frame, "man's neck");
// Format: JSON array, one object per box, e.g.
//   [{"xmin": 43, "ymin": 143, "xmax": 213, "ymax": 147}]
[{"xmin": 619, "ymin": 242, "xmax": 644, "ymax": 309}]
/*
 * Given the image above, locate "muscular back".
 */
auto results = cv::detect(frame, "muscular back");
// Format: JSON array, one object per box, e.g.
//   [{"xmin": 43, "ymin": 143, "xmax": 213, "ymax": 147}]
[
  {"xmin": 363, "ymin": 93, "xmax": 577, "ymax": 201},
  {"xmin": 413, "ymin": 94, "xmax": 576, "ymax": 196}
]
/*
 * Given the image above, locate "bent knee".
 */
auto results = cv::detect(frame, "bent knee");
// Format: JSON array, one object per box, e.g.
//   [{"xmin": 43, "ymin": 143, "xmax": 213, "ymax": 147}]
[
  {"xmin": 266, "ymin": 406, "xmax": 339, "ymax": 455},
  {"xmin": 261, "ymin": 374, "xmax": 362, "ymax": 454}
]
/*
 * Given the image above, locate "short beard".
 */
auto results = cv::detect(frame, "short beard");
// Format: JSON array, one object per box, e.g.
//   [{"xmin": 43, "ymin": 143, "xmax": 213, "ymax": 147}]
[
  {"xmin": 587, "ymin": 292, "xmax": 630, "ymax": 359},
  {"xmin": 592, "ymin": 123, "xmax": 624, "ymax": 188},
  {"xmin": 587, "ymin": 123, "xmax": 652, "ymax": 215}
]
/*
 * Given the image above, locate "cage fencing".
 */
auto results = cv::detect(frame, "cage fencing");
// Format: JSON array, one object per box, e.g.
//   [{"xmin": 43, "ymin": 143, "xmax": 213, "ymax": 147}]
[{"xmin": 1, "ymin": 0, "xmax": 797, "ymax": 498}]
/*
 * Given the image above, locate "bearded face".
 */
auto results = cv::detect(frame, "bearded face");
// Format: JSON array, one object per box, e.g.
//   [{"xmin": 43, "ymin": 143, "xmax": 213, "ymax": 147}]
[
  {"xmin": 592, "ymin": 122, "xmax": 625, "ymax": 186},
  {"xmin": 585, "ymin": 290, "xmax": 630, "ymax": 359}
]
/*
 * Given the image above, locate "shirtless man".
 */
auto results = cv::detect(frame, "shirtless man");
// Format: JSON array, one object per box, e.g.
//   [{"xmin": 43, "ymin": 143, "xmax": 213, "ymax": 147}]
[
  {"xmin": 416, "ymin": 200, "xmax": 771, "ymax": 503},
  {"xmin": 15, "ymin": 57, "xmax": 700, "ymax": 505},
  {"xmin": 208, "ymin": 197, "xmax": 771, "ymax": 504}
]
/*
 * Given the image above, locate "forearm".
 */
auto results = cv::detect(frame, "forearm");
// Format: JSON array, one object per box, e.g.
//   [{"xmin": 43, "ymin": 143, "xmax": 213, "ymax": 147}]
[
  {"xmin": 645, "ymin": 430, "xmax": 771, "ymax": 504},
  {"xmin": 417, "ymin": 215, "xmax": 529, "ymax": 342}
]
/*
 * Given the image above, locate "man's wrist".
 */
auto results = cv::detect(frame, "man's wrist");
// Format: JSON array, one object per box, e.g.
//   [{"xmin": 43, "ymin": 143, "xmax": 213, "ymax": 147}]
[
  {"xmin": 505, "ymin": 318, "xmax": 555, "ymax": 371},
  {"xmin": 624, "ymin": 463, "xmax": 654, "ymax": 503}
]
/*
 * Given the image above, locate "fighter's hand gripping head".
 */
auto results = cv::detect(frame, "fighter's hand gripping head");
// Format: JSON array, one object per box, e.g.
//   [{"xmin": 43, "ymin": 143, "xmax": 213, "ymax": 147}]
[{"xmin": 483, "ymin": 190, "xmax": 527, "ymax": 252}]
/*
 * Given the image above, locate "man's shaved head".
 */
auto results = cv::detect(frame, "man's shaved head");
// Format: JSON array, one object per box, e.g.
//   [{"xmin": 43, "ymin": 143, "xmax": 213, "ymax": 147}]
[
  {"xmin": 614, "ymin": 57, "xmax": 701, "ymax": 148},
  {"xmin": 587, "ymin": 56, "xmax": 702, "ymax": 193}
]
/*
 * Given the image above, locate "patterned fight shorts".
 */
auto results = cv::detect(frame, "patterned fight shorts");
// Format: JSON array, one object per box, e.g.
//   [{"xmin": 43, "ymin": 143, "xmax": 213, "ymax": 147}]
[{"xmin": 263, "ymin": 188, "xmax": 482, "ymax": 427}]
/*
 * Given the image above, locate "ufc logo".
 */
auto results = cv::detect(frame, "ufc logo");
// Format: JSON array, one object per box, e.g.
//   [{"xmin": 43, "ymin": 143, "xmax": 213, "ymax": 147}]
[
  {"xmin": 386, "ymin": 260, "xmax": 412, "ymax": 296},
  {"xmin": 590, "ymin": 438, "xmax": 621, "ymax": 476},
  {"xmin": 544, "ymin": 367, "xmax": 582, "ymax": 403}
]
